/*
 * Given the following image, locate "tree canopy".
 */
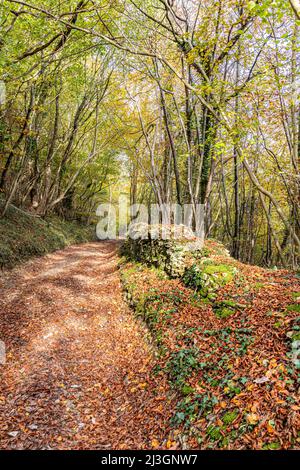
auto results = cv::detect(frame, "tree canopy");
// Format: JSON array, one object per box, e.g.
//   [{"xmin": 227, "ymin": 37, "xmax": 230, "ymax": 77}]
[{"xmin": 0, "ymin": 0, "xmax": 299, "ymax": 266}]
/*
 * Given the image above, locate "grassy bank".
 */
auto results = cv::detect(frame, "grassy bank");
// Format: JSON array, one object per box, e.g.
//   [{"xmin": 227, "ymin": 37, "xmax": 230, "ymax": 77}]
[
  {"xmin": 0, "ymin": 202, "xmax": 96, "ymax": 269},
  {"xmin": 120, "ymin": 241, "xmax": 300, "ymax": 450}
]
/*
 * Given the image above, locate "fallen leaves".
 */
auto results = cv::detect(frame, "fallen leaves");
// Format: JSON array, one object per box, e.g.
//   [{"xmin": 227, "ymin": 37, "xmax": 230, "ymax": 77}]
[
  {"xmin": 254, "ymin": 376, "xmax": 269, "ymax": 384},
  {"xmin": 267, "ymin": 421, "xmax": 275, "ymax": 434},
  {"xmin": 0, "ymin": 242, "xmax": 174, "ymax": 450},
  {"xmin": 1, "ymin": 240, "xmax": 299, "ymax": 451},
  {"xmin": 151, "ymin": 439, "xmax": 160, "ymax": 449},
  {"xmin": 121, "ymin": 247, "xmax": 300, "ymax": 450},
  {"xmin": 246, "ymin": 413, "xmax": 260, "ymax": 425}
]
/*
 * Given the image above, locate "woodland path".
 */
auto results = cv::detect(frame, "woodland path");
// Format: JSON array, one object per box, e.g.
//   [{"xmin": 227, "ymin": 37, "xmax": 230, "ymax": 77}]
[{"xmin": 0, "ymin": 242, "xmax": 172, "ymax": 450}]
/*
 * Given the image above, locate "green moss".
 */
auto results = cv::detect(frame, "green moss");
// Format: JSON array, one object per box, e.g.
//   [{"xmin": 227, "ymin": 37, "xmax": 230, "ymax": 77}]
[
  {"xmin": 253, "ymin": 282, "xmax": 265, "ymax": 290},
  {"xmin": 215, "ymin": 307, "xmax": 235, "ymax": 319},
  {"xmin": 183, "ymin": 263, "xmax": 237, "ymax": 296},
  {"xmin": 222, "ymin": 410, "xmax": 238, "ymax": 425},
  {"xmin": 207, "ymin": 425, "xmax": 222, "ymax": 442},
  {"xmin": 221, "ymin": 300, "xmax": 237, "ymax": 307},
  {"xmin": 292, "ymin": 292, "xmax": 300, "ymax": 300},
  {"xmin": 181, "ymin": 384, "xmax": 195, "ymax": 395},
  {"xmin": 286, "ymin": 304, "xmax": 300, "ymax": 313},
  {"xmin": 263, "ymin": 442, "xmax": 281, "ymax": 450},
  {"xmin": 200, "ymin": 262, "xmax": 236, "ymax": 282}
]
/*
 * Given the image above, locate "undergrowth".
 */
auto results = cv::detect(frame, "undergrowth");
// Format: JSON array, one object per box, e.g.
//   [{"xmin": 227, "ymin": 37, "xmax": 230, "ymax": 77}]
[
  {"xmin": 0, "ymin": 201, "xmax": 95, "ymax": 269},
  {"xmin": 120, "ymin": 250, "xmax": 300, "ymax": 450}
]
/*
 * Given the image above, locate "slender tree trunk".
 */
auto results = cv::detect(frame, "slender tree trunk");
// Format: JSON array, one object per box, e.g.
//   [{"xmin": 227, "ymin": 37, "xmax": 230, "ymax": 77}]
[
  {"xmin": 0, "ymin": 87, "xmax": 34, "ymax": 191},
  {"xmin": 232, "ymin": 48, "xmax": 241, "ymax": 259}
]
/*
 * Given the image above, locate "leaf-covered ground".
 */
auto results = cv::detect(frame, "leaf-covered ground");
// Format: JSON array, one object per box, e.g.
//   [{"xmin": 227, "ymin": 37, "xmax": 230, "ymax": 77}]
[
  {"xmin": 121, "ymin": 241, "xmax": 300, "ymax": 450},
  {"xmin": 1, "ymin": 240, "xmax": 299, "ymax": 450},
  {"xmin": 0, "ymin": 242, "xmax": 175, "ymax": 450}
]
